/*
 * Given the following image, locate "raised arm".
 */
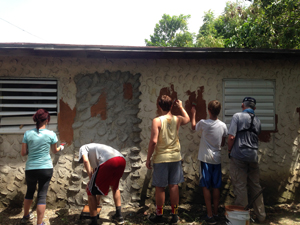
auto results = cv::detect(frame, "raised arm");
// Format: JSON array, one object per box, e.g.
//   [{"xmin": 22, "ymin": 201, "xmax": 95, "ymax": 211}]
[
  {"xmin": 191, "ymin": 106, "xmax": 196, "ymax": 130},
  {"xmin": 176, "ymin": 100, "xmax": 190, "ymax": 125},
  {"xmin": 146, "ymin": 117, "xmax": 161, "ymax": 170}
]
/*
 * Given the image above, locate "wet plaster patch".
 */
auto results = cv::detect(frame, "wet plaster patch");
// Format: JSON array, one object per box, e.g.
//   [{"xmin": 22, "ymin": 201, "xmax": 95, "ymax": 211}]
[
  {"xmin": 58, "ymin": 99, "xmax": 76, "ymax": 145},
  {"xmin": 123, "ymin": 83, "xmax": 133, "ymax": 100},
  {"xmin": 185, "ymin": 86, "xmax": 207, "ymax": 121},
  {"xmin": 90, "ymin": 93, "xmax": 107, "ymax": 120}
]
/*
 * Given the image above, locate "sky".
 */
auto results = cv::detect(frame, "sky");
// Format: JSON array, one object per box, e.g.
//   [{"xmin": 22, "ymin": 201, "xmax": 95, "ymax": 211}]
[{"xmin": 0, "ymin": 0, "xmax": 251, "ymax": 47}]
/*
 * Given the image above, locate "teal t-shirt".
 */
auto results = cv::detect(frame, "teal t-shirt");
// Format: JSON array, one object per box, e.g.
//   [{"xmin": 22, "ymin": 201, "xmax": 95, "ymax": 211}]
[{"xmin": 22, "ymin": 128, "xmax": 58, "ymax": 170}]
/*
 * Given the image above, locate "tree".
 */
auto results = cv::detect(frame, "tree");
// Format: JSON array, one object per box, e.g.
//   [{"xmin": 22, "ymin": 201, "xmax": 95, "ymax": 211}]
[
  {"xmin": 225, "ymin": 0, "xmax": 300, "ymax": 49},
  {"xmin": 145, "ymin": 14, "xmax": 195, "ymax": 47},
  {"xmin": 146, "ymin": 1, "xmax": 300, "ymax": 49},
  {"xmin": 195, "ymin": 10, "xmax": 225, "ymax": 48}
]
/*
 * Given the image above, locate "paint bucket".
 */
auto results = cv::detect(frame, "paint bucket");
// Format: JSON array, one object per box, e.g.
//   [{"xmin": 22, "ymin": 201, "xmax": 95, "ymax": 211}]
[{"xmin": 225, "ymin": 205, "xmax": 250, "ymax": 225}]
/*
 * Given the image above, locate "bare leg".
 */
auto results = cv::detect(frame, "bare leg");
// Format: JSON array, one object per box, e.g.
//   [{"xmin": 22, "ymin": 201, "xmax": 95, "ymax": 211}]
[
  {"xmin": 203, "ymin": 187, "xmax": 213, "ymax": 217},
  {"xmin": 212, "ymin": 188, "xmax": 220, "ymax": 215},
  {"xmin": 112, "ymin": 188, "xmax": 121, "ymax": 207},
  {"xmin": 96, "ymin": 195, "xmax": 101, "ymax": 206},
  {"xmin": 88, "ymin": 195, "xmax": 98, "ymax": 217},
  {"xmin": 23, "ymin": 199, "xmax": 33, "ymax": 217},
  {"xmin": 36, "ymin": 204, "xmax": 46, "ymax": 225},
  {"xmin": 155, "ymin": 187, "xmax": 165, "ymax": 207},
  {"xmin": 168, "ymin": 184, "xmax": 179, "ymax": 206}
]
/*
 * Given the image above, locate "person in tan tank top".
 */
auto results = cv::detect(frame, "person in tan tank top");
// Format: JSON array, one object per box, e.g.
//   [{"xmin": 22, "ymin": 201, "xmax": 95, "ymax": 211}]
[{"xmin": 146, "ymin": 95, "xmax": 190, "ymax": 224}]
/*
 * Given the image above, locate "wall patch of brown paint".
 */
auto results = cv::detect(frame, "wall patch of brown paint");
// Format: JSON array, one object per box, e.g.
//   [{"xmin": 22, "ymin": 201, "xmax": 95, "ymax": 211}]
[
  {"xmin": 185, "ymin": 86, "xmax": 207, "ymax": 121},
  {"xmin": 157, "ymin": 85, "xmax": 178, "ymax": 116},
  {"xmin": 91, "ymin": 93, "xmax": 107, "ymax": 120},
  {"xmin": 123, "ymin": 83, "xmax": 133, "ymax": 100},
  {"xmin": 58, "ymin": 99, "xmax": 76, "ymax": 145}
]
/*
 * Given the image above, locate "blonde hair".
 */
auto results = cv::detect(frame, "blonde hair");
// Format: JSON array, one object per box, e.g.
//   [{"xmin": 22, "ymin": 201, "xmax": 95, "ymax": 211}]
[{"xmin": 208, "ymin": 100, "xmax": 221, "ymax": 117}]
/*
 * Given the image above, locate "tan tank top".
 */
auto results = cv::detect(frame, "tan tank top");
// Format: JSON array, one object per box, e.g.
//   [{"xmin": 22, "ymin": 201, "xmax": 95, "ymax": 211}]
[{"xmin": 153, "ymin": 115, "xmax": 181, "ymax": 163}]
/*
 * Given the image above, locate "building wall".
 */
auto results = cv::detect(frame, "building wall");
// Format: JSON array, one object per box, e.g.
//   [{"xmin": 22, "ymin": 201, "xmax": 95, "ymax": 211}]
[{"xmin": 0, "ymin": 56, "xmax": 299, "ymax": 208}]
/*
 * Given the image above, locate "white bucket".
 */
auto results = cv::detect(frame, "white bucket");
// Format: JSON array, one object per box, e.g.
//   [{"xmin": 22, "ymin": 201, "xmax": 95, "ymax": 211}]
[{"xmin": 225, "ymin": 205, "xmax": 250, "ymax": 225}]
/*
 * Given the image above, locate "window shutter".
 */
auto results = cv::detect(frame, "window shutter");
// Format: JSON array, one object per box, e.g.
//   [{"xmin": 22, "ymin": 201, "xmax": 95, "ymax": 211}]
[
  {"xmin": 0, "ymin": 79, "xmax": 58, "ymax": 133},
  {"xmin": 223, "ymin": 79, "xmax": 275, "ymax": 130}
]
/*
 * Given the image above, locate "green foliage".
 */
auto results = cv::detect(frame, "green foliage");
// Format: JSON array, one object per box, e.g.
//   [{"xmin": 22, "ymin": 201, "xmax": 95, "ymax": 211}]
[
  {"xmin": 196, "ymin": 10, "xmax": 225, "ymax": 47},
  {"xmin": 145, "ymin": 14, "xmax": 195, "ymax": 47},
  {"xmin": 225, "ymin": 0, "xmax": 300, "ymax": 48},
  {"xmin": 146, "ymin": 0, "xmax": 300, "ymax": 49}
]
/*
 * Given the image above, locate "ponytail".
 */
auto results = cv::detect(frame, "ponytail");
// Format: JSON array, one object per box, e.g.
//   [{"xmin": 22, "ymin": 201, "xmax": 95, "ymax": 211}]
[{"xmin": 33, "ymin": 109, "xmax": 50, "ymax": 133}]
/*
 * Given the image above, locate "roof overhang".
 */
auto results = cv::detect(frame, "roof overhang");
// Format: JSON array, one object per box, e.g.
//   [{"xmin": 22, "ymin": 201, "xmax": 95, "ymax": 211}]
[{"xmin": 0, "ymin": 43, "xmax": 300, "ymax": 60}]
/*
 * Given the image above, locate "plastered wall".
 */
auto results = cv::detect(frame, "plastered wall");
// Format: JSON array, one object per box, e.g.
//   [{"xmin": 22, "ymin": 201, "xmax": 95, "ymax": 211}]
[{"xmin": 0, "ymin": 56, "xmax": 300, "ymax": 208}]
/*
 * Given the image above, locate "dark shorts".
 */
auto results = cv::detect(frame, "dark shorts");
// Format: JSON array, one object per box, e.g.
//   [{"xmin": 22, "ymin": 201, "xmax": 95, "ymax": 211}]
[
  {"xmin": 200, "ymin": 161, "xmax": 222, "ymax": 189},
  {"xmin": 25, "ymin": 168, "xmax": 53, "ymax": 205},
  {"xmin": 152, "ymin": 161, "xmax": 184, "ymax": 187},
  {"xmin": 87, "ymin": 157, "xmax": 126, "ymax": 196}
]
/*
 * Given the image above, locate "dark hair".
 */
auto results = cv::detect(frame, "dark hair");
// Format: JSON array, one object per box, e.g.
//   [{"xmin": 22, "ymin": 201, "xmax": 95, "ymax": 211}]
[
  {"xmin": 158, "ymin": 95, "xmax": 173, "ymax": 112},
  {"xmin": 33, "ymin": 109, "xmax": 50, "ymax": 133},
  {"xmin": 208, "ymin": 100, "xmax": 221, "ymax": 117}
]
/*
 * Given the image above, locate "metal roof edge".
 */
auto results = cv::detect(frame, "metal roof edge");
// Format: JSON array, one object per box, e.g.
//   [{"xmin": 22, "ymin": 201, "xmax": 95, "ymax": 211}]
[{"xmin": 0, "ymin": 42, "xmax": 299, "ymax": 59}]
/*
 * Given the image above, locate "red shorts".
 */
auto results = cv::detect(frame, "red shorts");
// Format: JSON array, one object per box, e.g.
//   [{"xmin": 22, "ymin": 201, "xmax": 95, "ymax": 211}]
[{"xmin": 87, "ymin": 157, "xmax": 126, "ymax": 196}]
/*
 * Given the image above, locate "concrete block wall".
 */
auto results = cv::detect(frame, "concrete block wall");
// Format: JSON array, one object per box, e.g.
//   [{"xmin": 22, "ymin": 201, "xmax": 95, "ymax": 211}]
[{"xmin": 0, "ymin": 56, "xmax": 299, "ymax": 208}]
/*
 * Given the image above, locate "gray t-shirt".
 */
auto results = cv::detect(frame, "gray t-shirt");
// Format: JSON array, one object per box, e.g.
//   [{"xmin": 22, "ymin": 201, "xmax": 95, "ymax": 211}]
[
  {"xmin": 78, "ymin": 143, "xmax": 124, "ymax": 169},
  {"xmin": 228, "ymin": 112, "xmax": 261, "ymax": 162},
  {"xmin": 195, "ymin": 119, "xmax": 228, "ymax": 164}
]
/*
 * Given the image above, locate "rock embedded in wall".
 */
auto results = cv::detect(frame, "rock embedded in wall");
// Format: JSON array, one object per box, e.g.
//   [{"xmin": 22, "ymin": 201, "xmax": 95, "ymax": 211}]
[{"xmin": 71, "ymin": 71, "xmax": 142, "ymax": 206}]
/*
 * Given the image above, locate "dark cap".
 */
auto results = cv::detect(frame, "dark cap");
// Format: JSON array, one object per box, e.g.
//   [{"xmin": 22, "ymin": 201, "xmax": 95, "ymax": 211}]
[{"xmin": 242, "ymin": 97, "xmax": 256, "ymax": 105}]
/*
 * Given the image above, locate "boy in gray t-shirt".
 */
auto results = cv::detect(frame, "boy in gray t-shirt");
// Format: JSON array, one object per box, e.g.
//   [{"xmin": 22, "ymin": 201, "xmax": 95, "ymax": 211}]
[
  {"xmin": 78, "ymin": 143, "xmax": 126, "ymax": 225},
  {"xmin": 191, "ymin": 100, "xmax": 227, "ymax": 224}
]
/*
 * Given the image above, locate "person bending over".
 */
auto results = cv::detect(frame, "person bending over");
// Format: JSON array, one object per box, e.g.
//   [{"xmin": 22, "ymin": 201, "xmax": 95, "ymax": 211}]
[{"xmin": 78, "ymin": 143, "xmax": 126, "ymax": 225}]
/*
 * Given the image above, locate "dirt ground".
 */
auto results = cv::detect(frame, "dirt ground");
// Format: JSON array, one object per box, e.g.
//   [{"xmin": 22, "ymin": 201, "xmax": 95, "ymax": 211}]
[{"xmin": 0, "ymin": 203, "xmax": 300, "ymax": 225}]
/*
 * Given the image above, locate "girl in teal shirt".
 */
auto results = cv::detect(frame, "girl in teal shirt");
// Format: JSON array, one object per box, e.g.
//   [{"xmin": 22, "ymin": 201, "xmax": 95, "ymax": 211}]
[{"xmin": 21, "ymin": 109, "xmax": 64, "ymax": 225}]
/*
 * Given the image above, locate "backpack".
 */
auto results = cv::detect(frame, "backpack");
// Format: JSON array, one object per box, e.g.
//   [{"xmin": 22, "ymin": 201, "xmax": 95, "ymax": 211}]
[{"xmin": 236, "ymin": 113, "xmax": 259, "ymax": 149}]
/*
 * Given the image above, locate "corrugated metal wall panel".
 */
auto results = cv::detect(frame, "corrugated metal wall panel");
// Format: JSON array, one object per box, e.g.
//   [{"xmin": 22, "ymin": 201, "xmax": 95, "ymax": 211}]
[{"xmin": 223, "ymin": 79, "xmax": 275, "ymax": 130}]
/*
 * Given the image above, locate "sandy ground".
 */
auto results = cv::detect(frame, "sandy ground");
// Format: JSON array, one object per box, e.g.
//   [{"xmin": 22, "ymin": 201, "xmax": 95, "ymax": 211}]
[{"xmin": 1, "ymin": 203, "xmax": 300, "ymax": 225}]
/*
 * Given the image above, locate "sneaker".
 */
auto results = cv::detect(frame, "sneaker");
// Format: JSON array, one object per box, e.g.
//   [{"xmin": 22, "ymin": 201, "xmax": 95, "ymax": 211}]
[
  {"xmin": 213, "ymin": 214, "xmax": 220, "ymax": 222},
  {"xmin": 88, "ymin": 221, "xmax": 97, "ymax": 225},
  {"xmin": 112, "ymin": 214, "xmax": 124, "ymax": 224},
  {"xmin": 202, "ymin": 215, "xmax": 216, "ymax": 224},
  {"xmin": 20, "ymin": 213, "xmax": 33, "ymax": 224},
  {"xmin": 148, "ymin": 213, "xmax": 164, "ymax": 224},
  {"xmin": 170, "ymin": 214, "xmax": 178, "ymax": 224},
  {"xmin": 88, "ymin": 220, "xmax": 97, "ymax": 225},
  {"xmin": 250, "ymin": 217, "xmax": 261, "ymax": 224}
]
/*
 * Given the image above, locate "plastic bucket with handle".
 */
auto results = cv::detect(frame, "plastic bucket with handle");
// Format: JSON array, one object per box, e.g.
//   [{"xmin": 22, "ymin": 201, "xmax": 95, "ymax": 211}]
[{"xmin": 225, "ymin": 205, "xmax": 250, "ymax": 225}]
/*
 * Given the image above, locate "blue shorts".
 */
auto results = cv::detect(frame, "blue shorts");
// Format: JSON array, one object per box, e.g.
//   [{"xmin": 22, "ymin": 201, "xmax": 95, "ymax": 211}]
[
  {"xmin": 199, "ymin": 161, "xmax": 222, "ymax": 189},
  {"xmin": 152, "ymin": 161, "xmax": 184, "ymax": 187}
]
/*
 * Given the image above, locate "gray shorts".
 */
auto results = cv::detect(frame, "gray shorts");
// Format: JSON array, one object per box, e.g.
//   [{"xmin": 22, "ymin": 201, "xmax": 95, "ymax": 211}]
[{"xmin": 152, "ymin": 161, "xmax": 184, "ymax": 187}]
